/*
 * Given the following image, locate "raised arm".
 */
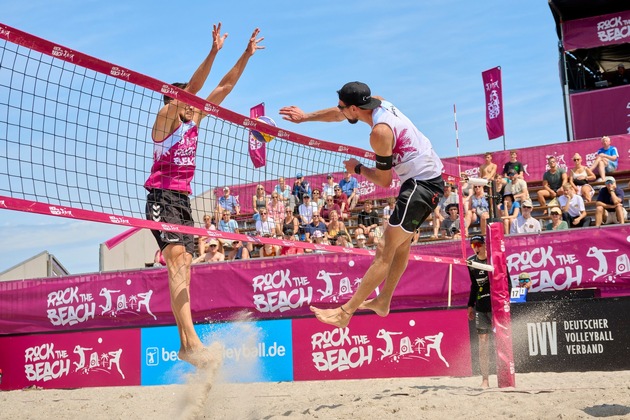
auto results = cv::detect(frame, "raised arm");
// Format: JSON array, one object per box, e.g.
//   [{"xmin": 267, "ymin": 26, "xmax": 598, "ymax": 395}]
[
  {"xmin": 152, "ymin": 24, "xmax": 227, "ymax": 141},
  {"xmin": 202, "ymin": 28, "xmax": 264, "ymax": 111},
  {"xmin": 279, "ymin": 106, "xmax": 346, "ymax": 123}
]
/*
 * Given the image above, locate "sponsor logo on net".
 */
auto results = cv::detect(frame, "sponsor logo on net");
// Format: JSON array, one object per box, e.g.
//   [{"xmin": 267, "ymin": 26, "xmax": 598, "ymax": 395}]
[
  {"xmin": 203, "ymin": 103, "xmax": 220, "ymax": 115},
  {"xmin": 0, "ymin": 200, "xmax": 6, "ymax": 208},
  {"xmin": 0, "ymin": 26, "xmax": 10, "ymax": 38},
  {"xmin": 242, "ymin": 118, "xmax": 257, "ymax": 128},
  {"xmin": 161, "ymin": 223, "xmax": 180, "ymax": 232},
  {"xmin": 277, "ymin": 130, "xmax": 289, "ymax": 139},
  {"xmin": 338, "ymin": 146, "xmax": 349, "ymax": 153},
  {"xmin": 49, "ymin": 206, "xmax": 73, "ymax": 216},
  {"xmin": 110, "ymin": 66, "xmax": 131, "ymax": 80},
  {"xmin": 109, "ymin": 215, "xmax": 130, "ymax": 225},
  {"xmin": 160, "ymin": 84, "xmax": 178, "ymax": 97},
  {"xmin": 308, "ymin": 139, "xmax": 321, "ymax": 147},
  {"xmin": 51, "ymin": 46, "xmax": 75, "ymax": 61}
]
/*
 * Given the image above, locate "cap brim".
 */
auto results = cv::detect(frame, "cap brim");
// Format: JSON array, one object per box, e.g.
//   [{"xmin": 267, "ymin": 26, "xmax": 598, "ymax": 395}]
[{"xmin": 357, "ymin": 97, "xmax": 382, "ymax": 110}]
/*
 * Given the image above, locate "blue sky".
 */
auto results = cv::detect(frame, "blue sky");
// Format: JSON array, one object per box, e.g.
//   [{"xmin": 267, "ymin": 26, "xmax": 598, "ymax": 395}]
[{"xmin": 0, "ymin": 1, "xmax": 567, "ymax": 275}]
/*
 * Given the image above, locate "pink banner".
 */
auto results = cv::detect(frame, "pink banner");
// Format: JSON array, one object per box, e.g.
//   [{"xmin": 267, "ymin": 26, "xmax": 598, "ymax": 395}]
[
  {"xmin": 562, "ymin": 10, "xmax": 630, "ymax": 51},
  {"xmin": 570, "ymin": 85, "xmax": 630, "ymax": 140},
  {"xmin": 482, "ymin": 67, "xmax": 505, "ymax": 140},
  {"xmin": 0, "ymin": 329, "xmax": 141, "ymax": 390},
  {"xmin": 248, "ymin": 103, "xmax": 266, "ymax": 168},
  {"xmin": 443, "ymin": 134, "xmax": 630, "ymax": 181},
  {"xmin": 2, "ymin": 226, "xmax": 630, "ymax": 336},
  {"xmin": 292, "ymin": 310, "xmax": 471, "ymax": 380},
  {"xmin": 487, "ymin": 223, "xmax": 515, "ymax": 388}
]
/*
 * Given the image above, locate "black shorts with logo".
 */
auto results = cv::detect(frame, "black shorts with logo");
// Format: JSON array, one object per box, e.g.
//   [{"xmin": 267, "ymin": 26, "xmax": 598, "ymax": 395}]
[
  {"xmin": 389, "ymin": 175, "xmax": 444, "ymax": 233},
  {"xmin": 146, "ymin": 188, "xmax": 195, "ymax": 255}
]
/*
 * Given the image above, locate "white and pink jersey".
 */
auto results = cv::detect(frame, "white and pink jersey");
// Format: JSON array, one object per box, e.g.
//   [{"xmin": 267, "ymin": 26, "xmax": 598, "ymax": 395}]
[
  {"xmin": 371, "ymin": 101, "xmax": 443, "ymax": 181},
  {"xmin": 144, "ymin": 120, "xmax": 198, "ymax": 194}
]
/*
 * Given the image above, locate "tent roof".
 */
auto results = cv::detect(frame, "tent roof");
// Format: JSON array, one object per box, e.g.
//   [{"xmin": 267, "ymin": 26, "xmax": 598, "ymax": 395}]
[{"xmin": 549, "ymin": 0, "xmax": 629, "ymax": 38}]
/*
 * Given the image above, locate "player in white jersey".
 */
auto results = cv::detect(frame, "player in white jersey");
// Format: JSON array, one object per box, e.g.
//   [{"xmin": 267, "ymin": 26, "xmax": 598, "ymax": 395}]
[{"xmin": 280, "ymin": 81, "xmax": 444, "ymax": 328}]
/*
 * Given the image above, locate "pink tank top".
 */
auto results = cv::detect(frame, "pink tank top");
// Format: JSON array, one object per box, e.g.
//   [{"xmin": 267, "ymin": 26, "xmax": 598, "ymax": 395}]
[{"xmin": 144, "ymin": 120, "xmax": 198, "ymax": 194}]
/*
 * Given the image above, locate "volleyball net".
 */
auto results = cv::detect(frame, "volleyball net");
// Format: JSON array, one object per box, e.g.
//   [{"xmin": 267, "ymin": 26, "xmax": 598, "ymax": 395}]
[{"xmin": 0, "ymin": 22, "xmax": 487, "ymax": 269}]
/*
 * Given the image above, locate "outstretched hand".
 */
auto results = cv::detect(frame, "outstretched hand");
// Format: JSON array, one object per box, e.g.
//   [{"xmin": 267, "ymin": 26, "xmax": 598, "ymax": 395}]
[
  {"xmin": 279, "ymin": 106, "xmax": 307, "ymax": 123},
  {"xmin": 212, "ymin": 22, "xmax": 228, "ymax": 52},
  {"xmin": 246, "ymin": 28, "xmax": 265, "ymax": 56},
  {"xmin": 343, "ymin": 158, "xmax": 361, "ymax": 173}
]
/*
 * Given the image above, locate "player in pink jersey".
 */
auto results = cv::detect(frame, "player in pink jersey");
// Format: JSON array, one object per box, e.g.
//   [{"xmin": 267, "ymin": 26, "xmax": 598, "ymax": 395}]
[
  {"xmin": 145, "ymin": 23, "xmax": 264, "ymax": 367},
  {"xmin": 280, "ymin": 81, "xmax": 444, "ymax": 328}
]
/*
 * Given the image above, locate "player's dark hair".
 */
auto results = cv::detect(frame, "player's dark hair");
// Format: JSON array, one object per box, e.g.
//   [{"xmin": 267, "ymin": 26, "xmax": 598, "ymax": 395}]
[{"xmin": 163, "ymin": 82, "xmax": 188, "ymax": 105}]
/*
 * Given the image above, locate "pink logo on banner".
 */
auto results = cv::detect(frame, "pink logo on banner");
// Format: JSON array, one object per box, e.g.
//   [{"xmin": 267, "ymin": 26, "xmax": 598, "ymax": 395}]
[
  {"xmin": 0, "ymin": 329, "xmax": 141, "ymax": 390},
  {"xmin": 482, "ymin": 67, "xmax": 505, "ymax": 140},
  {"xmin": 291, "ymin": 310, "xmax": 472, "ymax": 381},
  {"xmin": 248, "ymin": 103, "xmax": 266, "ymax": 168}
]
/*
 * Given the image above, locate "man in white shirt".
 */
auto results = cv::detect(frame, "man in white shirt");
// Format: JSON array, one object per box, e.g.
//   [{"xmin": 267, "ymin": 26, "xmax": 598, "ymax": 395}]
[{"xmin": 510, "ymin": 199, "xmax": 541, "ymax": 234}]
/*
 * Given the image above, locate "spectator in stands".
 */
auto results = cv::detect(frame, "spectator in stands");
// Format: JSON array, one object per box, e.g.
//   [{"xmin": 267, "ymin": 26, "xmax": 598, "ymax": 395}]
[
  {"xmin": 310, "ymin": 230, "xmax": 328, "ymax": 249},
  {"xmin": 298, "ymin": 193, "xmax": 318, "ymax": 227},
  {"xmin": 197, "ymin": 214, "xmax": 217, "ymax": 257},
  {"xmin": 305, "ymin": 213, "xmax": 327, "ymax": 240},
  {"xmin": 372, "ymin": 217, "xmax": 385, "ymax": 245},
  {"xmin": 280, "ymin": 229, "xmax": 304, "ymax": 255},
  {"xmin": 595, "ymin": 176, "xmax": 627, "ymax": 227},
  {"xmin": 499, "ymin": 193, "xmax": 520, "ymax": 234},
  {"xmin": 383, "ymin": 196, "xmax": 396, "ymax": 220},
  {"xmin": 192, "ymin": 238, "xmax": 225, "ymax": 263},
  {"xmin": 560, "ymin": 183, "xmax": 589, "ymax": 228},
  {"xmin": 502, "ymin": 150, "xmax": 525, "ymax": 179},
  {"xmin": 569, "ymin": 153, "xmax": 596, "ymax": 203},
  {"xmin": 273, "ymin": 177, "xmax": 291, "ymax": 207},
  {"xmin": 322, "ymin": 173, "xmax": 338, "ymax": 200},
  {"xmin": 355, "ymin": 233, "xmax": 368, "ymax": 249},
  {"xmin": 260, "ymin": 235, "xmax": 281, "ymax": 258},
  {"xmin": 216, "ymin": 186, "xmax": 240, "ymax": 224},
  {"xmin": 333, "ymin": 185, "xmax": 350, "ymax": 220},
  {"xmin": 537, "ymin": 156, "xmax": 567, "ymax": 210},
  {"xmin": 357, "ymin": 200, "xmax": 380, "ymax": 245},
  {"xmin": 440, "ymin": 203, "xmax": 461, "ymax": 239},
  {"xmin": 312, "ymin": 188, "xmax": 324, "ymax": 209},
  {"xmin": 492, "ymin": 172, "xmax": 507, "ymax": 199},
  {"xmin": 252, "ymin": 184, "xmax": 268, "ymax": 222},
  {"xmin": 460, "ymin": 173, "xmax": 474, "ymax": 212},
  {"xmin": 612, "ymin": 64, "xmax": 629, "ymax": 86},
  {"xmin": 479, "ymin": 152, "xmax": 497, "ymax": 180},
  {"xmin": 466, "ymin": 184, "xmax": 490, "ymax": 235},
  {"xmin": 326, "ymin": 209, "xmax": 348, "ymax": 243},
  {"xmin": 545, "ymin": 207, "xmax": 568, "ymax": 231},
  {"xmin": 255, "ymin": 208, "xmax": 276, "ymax": 236},
  {"xmin": 281, "ymin": 208, "xmax": 299, "ymax": 239},
  {"xmin": 589, "ymin": 136, "xmax": 619, "ymax": 181},
  {"xmin": 504, "ymin": 170, "xmax": 529, "ymax": 203},
  {"xmin": 509, "ymin": 199, "xmax": 541, "ymax": 234},
  {"xmin": 518, "ymin": 272, "xmax": 532, "ymax": 290},
  {"xmin": 153, "ymin": 249, "xmax": 166, "ymax": 267},
  {"xmin": 320, "ymin": 195, "xmax": 341, "ymax": 222},
  {"xmin": 267, "ymin": 191, "xmax": 285, "ymax": 236},
  {"xmin": 336, "ymin": 231, "xmax": 353, "ymax": 248},
  {"xmin": 292, "ymin": 173, "xmax": 311, "ymax": 209},
  {"xmin": 432, "ymin": 182, "xmax": 459, "ymax": 238},
  {"xmin": 339, "ymin": 170, "xmax": 360, "ymax": 210},
  {"xmin": 218, "ymin": 210, "xmax": 239, "ymax": 234},
  {"xmin": 227, "ymin": 239, "xmax": 250, "ymax": 260}
]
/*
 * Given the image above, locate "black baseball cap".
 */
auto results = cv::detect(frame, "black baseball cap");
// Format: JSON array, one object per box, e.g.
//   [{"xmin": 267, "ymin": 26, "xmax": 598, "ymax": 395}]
[
  {"xmin": 337, "ymin": 82, "xmax": 382, "ymax": 110},
  {"xmin": 470, "ymin": 235, "xmax": 485, "ymax": 244}
]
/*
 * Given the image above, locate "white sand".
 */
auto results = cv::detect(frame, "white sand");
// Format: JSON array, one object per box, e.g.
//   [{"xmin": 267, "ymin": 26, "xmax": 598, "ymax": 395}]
[{"xmin": 2, "ymin": 371, "xmax": 630, "ymax": 419}]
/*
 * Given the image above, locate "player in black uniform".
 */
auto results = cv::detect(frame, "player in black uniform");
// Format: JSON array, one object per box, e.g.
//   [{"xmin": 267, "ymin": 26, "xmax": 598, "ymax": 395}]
[{"xmin": 467, "ymin": 235, "xmax": 492, "ymax": 388}]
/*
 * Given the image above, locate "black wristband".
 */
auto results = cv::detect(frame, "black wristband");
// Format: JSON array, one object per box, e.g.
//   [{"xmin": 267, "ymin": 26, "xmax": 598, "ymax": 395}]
[{"xmin": 354, "ymin": 163, "xmax": 363, "ymax": 175}]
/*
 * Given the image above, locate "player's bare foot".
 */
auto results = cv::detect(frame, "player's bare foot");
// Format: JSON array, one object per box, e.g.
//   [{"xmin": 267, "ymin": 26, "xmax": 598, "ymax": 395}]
[
  {"xmin": 480, "ymin": 379, "xmax": 490, "ymax": 389},
  {"xmin": 179, "ymin": 347, "xmax": 219, "ymax": 369},
  {"xmin": 310, "ymin": 305, "xmax": 352, "ymax": 328},
  {"xmin": 359, "ymin": 297, "xmax": 390, "ymax": 317}
]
